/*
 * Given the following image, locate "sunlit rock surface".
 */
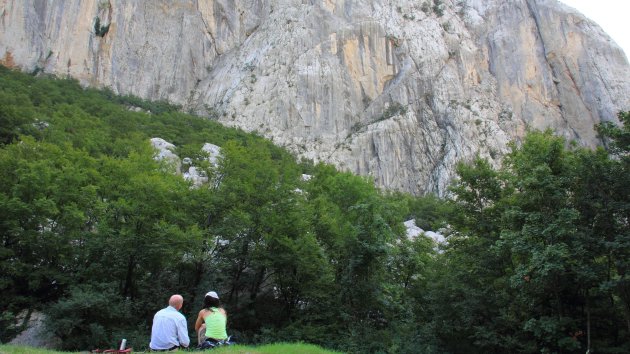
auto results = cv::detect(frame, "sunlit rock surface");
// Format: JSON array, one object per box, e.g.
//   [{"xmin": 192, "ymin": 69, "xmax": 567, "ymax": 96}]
[{"xmin": 2, "ymin": 0, "xmax": 628, "ymax": 195}]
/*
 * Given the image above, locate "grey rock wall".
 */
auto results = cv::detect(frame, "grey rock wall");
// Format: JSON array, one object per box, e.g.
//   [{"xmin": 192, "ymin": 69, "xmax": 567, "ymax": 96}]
[
  {"xmin": 1, "ymin": 0, "xmax": 628, "ymax": 195},
  {"xmin": 8, "ymin": 311, "xmax": 61, "ymax": 349}
]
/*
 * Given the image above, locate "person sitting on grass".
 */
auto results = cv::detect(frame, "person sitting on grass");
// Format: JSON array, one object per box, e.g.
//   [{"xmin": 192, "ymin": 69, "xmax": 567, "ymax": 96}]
[
  {"xmin": 149, "ymin": 294, "xmax": 190, "ymax": 351},
  {"xmin": 195, "ymin": 291, "xmax": 228, "ymax": 346}
]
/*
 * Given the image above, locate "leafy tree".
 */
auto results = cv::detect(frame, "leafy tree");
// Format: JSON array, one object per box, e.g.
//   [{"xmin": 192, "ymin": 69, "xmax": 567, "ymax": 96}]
[
  {"xmin": 0, "ymin": 138, "xmax": 101, "ymax": 309},
  {"xmin": 0, "ymin": 86, "xmax": 37, "ymax": 144},
  {"xmin": 433, "ymin": 127, "xmax": 630, "ymax": 353},
  {"xmin": 426, "ymin": 157, "xmax": 518, "ymax": 353}
]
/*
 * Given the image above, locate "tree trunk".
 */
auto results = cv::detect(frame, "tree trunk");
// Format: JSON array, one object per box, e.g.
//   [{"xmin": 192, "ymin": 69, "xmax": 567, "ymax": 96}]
[
  {"xmin": 122, "ymin": 254, "xmax": 135, "ymax": 299},
  {"xmin": 586, "ymin": 293, "xmax": 591, "ymax": 354}
]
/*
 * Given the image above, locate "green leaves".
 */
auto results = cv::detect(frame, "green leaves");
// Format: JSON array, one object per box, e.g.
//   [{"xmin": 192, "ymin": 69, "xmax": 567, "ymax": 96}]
[
  {"xmin": 597, "ymin": 111, "xmax": 630, "ymax": 157},
  {"xmin": 438, "ymin": 126, "xmax": 630, "ymax": 353},
  {"xmin": 45, "ymin": 283, "xmax": 134, "ymax": 350},
  {"xmin": 9, "ymin": 65, "xmax": 629, "ymax": 353}
]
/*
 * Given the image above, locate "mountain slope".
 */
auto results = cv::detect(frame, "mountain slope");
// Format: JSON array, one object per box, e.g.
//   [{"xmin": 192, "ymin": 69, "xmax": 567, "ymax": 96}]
[{"xmin": 1, "ymin": 0, "xmax": 628, "ymax": 194}]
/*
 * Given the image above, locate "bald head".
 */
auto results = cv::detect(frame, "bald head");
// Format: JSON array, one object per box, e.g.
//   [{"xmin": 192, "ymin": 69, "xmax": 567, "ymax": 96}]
[{"xmin": 169, "ymin": 294, "xmax": 184, "ymax": 310}]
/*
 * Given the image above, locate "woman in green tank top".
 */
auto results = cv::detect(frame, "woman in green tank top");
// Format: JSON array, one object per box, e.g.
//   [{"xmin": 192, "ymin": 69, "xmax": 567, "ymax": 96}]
[{"xmin": 195, "ymin": 291, "xmax": 228, "ymax": 345}]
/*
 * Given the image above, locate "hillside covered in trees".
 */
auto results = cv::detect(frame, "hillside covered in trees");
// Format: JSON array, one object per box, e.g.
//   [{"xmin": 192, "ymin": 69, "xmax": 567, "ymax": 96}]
[{"xmin": 0, "ymin": 66, "xmax": 629, "ymax": 353}]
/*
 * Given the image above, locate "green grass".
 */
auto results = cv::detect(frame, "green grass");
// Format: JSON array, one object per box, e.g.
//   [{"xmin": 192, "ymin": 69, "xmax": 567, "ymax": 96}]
[
  {"xmin": 0, "ymin": 343, "xmax": 343, "ymax": 354},
  {"xmin": 0, "ymin": 345, "xmax": 69, "ymax": 354}
]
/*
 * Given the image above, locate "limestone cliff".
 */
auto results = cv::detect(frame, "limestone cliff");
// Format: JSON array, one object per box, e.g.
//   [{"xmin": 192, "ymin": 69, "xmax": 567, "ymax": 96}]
[{"xmin": 1, "ymin": 0, "xmax": 628, "ymax": 195}]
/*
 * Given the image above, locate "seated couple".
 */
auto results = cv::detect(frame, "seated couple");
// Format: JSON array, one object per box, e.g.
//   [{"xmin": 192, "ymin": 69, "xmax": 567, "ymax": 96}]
[{"xmin": 149, "ymin": 291, "xmax": 228, "ymax": 351}]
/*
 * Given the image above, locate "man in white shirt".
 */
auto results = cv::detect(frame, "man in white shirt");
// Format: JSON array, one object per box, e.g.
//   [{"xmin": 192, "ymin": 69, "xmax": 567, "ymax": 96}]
[{"xmin": 149, "ymin": 294, "xmax": 190, "ymax": 351}]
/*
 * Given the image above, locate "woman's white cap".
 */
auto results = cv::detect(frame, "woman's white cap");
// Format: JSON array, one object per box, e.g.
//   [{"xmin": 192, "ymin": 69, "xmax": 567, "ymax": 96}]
[{"xmin": 205, "ymin": 291, "xmax": 219, "ymax": 299}]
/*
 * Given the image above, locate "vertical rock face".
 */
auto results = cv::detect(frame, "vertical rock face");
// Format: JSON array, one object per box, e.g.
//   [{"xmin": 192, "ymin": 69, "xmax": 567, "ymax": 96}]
[{"xmin": 1, "ymin": 0, "xmax": 629, "ymax": 195}]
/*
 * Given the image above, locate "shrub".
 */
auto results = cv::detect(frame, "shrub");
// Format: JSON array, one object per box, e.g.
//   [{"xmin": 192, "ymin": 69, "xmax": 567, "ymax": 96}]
[{"xmin": 94, "ymin": 17, "xmax": 110, "ymax": 37}]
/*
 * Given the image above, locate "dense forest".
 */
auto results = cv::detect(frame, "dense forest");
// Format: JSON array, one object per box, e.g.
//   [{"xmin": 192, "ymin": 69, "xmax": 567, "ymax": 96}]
[{"xmin": 0, "ymin": 65, "xmax": 628, "ymax": 353}]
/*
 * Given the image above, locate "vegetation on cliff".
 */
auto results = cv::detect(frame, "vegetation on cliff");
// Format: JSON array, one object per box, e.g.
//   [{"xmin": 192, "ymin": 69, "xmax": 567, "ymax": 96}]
[{"xmin": 1, "ymin": 66, "xmax": 628, "ymax": 353}]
